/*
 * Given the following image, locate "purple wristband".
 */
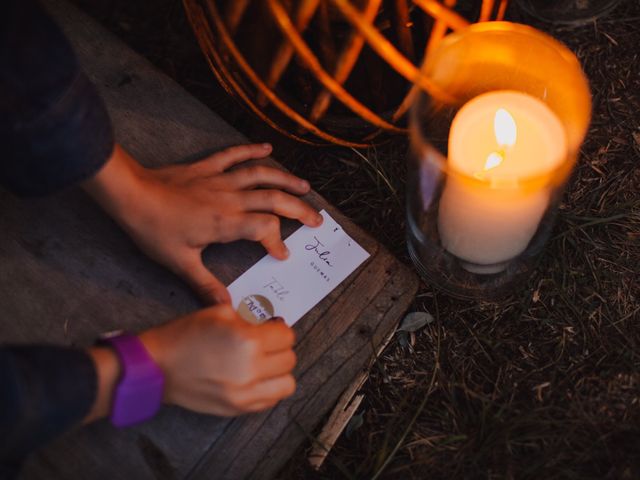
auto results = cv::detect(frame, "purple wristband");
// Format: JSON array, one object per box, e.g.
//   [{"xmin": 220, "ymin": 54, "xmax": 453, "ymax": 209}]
[{"xmin": 102, "ymin": 333, "xmax": 164, "ymax": 428}]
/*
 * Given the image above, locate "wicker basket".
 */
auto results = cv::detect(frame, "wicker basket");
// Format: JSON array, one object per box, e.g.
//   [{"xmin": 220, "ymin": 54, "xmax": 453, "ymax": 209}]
[{"xmin": 183, "ymin": 0, "xmax": 509, "ymax": 146}]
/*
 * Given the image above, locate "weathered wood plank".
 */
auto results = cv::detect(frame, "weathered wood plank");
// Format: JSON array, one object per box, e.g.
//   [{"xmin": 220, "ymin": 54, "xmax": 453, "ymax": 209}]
[
  {"xmin": 0, "ymin": 1, "xmax": 420, "ymax": 478},
  {"xmin": 190, "ymin": 255, "xmax": 414, "ymax": 479}
]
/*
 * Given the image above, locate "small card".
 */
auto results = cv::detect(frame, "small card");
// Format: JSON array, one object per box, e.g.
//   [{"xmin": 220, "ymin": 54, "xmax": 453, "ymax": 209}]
[{"xmin": 228, "ymin": 210, "xmax": 370, "ymax": 326}]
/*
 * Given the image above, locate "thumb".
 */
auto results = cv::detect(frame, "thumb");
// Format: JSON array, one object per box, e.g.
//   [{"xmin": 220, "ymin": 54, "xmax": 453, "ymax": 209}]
[{"xmin": 178, "ymin": 257, "xmax": 231, "ymax": 305}]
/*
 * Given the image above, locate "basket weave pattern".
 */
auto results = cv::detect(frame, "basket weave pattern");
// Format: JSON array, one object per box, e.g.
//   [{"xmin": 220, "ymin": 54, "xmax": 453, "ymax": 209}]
[{"xmin": 183, "ymin": 0, "xmax": 509, "ymax": 146}]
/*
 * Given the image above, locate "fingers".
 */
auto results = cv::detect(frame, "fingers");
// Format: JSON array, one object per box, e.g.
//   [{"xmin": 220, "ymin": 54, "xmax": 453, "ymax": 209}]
[
  {"xmin": 219, "ymin": 166, "xmax": 311, "ymax": 194},
  {"xmin": 257, "ymin": 350, "xmax": 297, "ymax": 379},
  {"xmin": 177, "ymin": 258, "xmax": 231, "ymax": 305},
  {"xmin": 254, "ymin": 319, "xmax": 296, "ymax": 353},
  {"xmin": 200, "ymin": 374, "xmax": 296, "ymax": 416},
  {"xmin": 220, "ymin": 209, "xmax": 320, "ymax": 260},
  {"xmin": 231, "ymin": 374, "xmax": 297, "ymax": 412},
  {"xmin": 249, "ymin": 374, "xmax": 297, "ymax": 404},
  {"xmin": 241, "ymin": 190, "xmax": 323, "ymax": 227},
  {"xmin": 233, "ymin": 213, "xmax": 288, "ymax": 260},
  {"xmin": 195, "ymin": 143, "xmax": 273, "ymax": 175},
  {"xmin": 202, "ymin": 213, "xmax": 288, "ymax": 260}
]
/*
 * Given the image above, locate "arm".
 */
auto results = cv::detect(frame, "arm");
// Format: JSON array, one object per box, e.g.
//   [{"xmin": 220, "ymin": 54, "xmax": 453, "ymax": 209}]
[
  {"xmin": 83, "ymin": 306, "xmax": 297, "ymax": 423},
  {"xmin": 0, "ymin": 346, "xmax": 121, "ymax": 466},
  {"xmin": 81, "ymin": 144, "xmax": 322, "ymax": 304},
  {"xmin": 2, "ymin": 2, "xmax": 321, "ymax": 305},
  {"xmin": 0, "ymin": 346, "xmax": 98, "ymax": 469},
  {"xmin": 2, "ymin": 306, "xmax": 297, "ymax": 468},
  {"xmin": 1, "ymin": 0, "xmax": 304, "ymax": 467}
]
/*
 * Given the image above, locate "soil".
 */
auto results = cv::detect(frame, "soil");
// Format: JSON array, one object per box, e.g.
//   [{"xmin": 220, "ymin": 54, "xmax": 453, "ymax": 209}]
[{"xmin": 69, "ymin": 0, "xmax": 640, "ymax": 478}]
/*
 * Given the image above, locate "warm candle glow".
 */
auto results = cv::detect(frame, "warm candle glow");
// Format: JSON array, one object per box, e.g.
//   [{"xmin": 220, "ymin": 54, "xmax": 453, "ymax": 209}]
[{"xmin": 440, "ymin": 91, "xmax": 568, "ymax": 272}]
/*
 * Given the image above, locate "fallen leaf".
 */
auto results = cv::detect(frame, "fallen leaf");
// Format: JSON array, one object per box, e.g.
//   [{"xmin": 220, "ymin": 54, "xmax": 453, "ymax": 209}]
[
  {"xmin": 345, "ymin": 411, "xmax": 365, "ymax": 438},
  {"xmin": 398, "ymin": 311, "xmax": 434, "ymax": 332}
]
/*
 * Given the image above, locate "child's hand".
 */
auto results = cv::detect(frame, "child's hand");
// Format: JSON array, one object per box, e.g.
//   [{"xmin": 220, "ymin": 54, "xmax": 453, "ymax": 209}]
[
  {"xmin": 139, "ymin": 305, "xmax": 297, "ymax": 416},
  {"xmin": 86, "ymin": 306, "xmax": 297, "ymax": 422},
  {"xmin": 83, "ymin": 143, "xmax": 322, "ymax": 304}
]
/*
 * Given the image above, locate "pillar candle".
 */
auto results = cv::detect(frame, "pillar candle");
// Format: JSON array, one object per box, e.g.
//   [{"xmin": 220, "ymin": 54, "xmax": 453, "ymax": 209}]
[{"xmin": 438, "ymin": 90, "xmax": 567, "ymax": 273}]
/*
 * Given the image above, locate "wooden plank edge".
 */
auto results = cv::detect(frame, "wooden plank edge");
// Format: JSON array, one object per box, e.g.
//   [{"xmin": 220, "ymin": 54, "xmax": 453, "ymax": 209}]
[
  {"xmin": 255, "ymin": 264, "xmax": 418, "ymax": 479},
  {"xmin": 307, "ymin": 325, "xmax": 398, "ymax": 470},
  {"xmin": 249, "ymin": 256, "xmax": 419, "ymax": 479},
  {"xmin": 185, "ymin": 247, "xmax": 397, "ymax": 478},
  {"xmin": 187, "ymin": 251, "xmax": 418, "ymax": 479}
]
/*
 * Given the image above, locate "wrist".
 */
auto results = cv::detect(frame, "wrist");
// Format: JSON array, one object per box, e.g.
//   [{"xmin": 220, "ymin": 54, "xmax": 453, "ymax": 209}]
[
  {"xmin": 81, "ymin": 144, "xmax": 152, "ymax": 229},
  {"xmin": 138, "ymin": 327, "xmax": 173, "ymax": 403},
  {"xmin": 89, "ymin": 332, "xmax": 165, "ymax": 427},
  {"xmin": 83, "ymin": 346, "xmax": 121, "ymax": 424}
]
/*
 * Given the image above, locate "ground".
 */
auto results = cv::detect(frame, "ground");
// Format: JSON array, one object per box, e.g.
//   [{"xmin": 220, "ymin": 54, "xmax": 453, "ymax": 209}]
[{"xmin": 70, "ymin": 0, "xmax": 640, "ymax": 478}]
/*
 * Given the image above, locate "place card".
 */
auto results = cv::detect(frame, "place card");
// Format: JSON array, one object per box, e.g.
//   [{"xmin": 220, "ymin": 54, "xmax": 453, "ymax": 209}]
[{"xmin": 228, "ymin": 210, "xmax": 370, "ymax": 326}]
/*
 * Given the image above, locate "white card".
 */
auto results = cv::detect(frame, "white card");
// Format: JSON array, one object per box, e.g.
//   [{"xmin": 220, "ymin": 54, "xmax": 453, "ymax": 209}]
[{"xmin": 228, "ymin": 210, "xmax": 370, "ymax": 326}]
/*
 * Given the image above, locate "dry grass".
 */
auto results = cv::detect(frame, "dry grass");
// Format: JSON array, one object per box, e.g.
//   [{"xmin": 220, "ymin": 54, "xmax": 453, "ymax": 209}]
[{"xmin": 71, "ymin": 0, "xmax": 640, "ymax": 477}]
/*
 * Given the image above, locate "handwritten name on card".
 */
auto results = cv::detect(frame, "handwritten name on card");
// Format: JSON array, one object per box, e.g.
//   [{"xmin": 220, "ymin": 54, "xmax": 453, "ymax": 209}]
[{"xmin": 228, "ymin": 210, "xmax": 370, "ymax": 326}]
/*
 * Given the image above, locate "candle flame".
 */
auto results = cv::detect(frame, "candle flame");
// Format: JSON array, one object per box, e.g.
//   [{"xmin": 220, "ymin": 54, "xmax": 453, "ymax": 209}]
[
  {"xmin": 483, "ymin": 151, "xmax": 504, "ymax": 171},
  {"xmin": 478, "ymin": 108, "xmax": 516, "ymax": 175},
  {"xmin": 494, "ymin": 108, "xmax": 517, "ymax": 147}
]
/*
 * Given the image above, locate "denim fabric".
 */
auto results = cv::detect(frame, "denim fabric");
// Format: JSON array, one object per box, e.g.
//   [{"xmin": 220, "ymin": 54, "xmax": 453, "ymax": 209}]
[{"xmin": 0, "ymin": 0, "xmax": 114, "ymax": 196}]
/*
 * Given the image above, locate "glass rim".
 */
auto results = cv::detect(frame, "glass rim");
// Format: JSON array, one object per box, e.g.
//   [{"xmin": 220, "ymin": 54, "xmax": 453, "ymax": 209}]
[
  {"xmin": 432, "ymin": 22, "xmax": 587, "ymax": 83},
  {"xmin": 411, "ymin": 22, "xmax": 590, "ymax": 191}
]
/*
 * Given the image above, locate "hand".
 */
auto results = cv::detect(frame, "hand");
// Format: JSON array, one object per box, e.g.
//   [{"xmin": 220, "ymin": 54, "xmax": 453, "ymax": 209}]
[
  {"xmin": 84, "ymin": 306, "xmax": 297, "ymax": 422},
  {"xmin": 83, "ymin": 143, "xmax": 322, "ymax": 304},
  {"xmin": 139, "ymin": 305, "xmax": 297, "ymax": 416}
]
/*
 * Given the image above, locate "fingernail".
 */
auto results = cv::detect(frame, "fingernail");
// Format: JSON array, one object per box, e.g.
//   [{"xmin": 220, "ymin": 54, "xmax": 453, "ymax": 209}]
[
  {"xmin": 300, "ymin": 180, "xmax": 310, "ymax": 190},
  {"xmin": 283, "ymin": 246, "xmax": 290, "ymax": 258},
  {"xmin": 315, "ymin": 214, "xmax": 323, "ymax": 225},
  {"xmin": 262, "ymin": 143, "xmax": 271, "ymax": 150}
]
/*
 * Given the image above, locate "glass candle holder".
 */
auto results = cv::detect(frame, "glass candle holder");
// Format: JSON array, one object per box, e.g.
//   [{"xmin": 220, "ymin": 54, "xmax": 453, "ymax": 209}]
[
  {"xmin": 517, "ymin": 0, "xmax": 623, "ymax": 25},
  {"xmin": 407, "ymin": 22, "xmax": 591, "ymax": 300}
]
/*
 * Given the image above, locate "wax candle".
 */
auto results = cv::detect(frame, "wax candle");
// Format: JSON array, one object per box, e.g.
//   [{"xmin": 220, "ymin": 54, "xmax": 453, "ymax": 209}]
[{"xmin": 438, "ymin": 91, "xmax": 567, "ymax": 273}]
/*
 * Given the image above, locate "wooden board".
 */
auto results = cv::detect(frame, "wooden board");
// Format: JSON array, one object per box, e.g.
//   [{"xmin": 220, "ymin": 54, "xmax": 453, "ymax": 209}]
[{"xmin": 0, "ymin": 1, "xmax": 419, "ymax": 478}]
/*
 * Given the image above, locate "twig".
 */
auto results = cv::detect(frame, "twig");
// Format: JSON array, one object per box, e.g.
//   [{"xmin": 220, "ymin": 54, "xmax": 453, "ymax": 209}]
[
  {"xmin": 307, "ymin": 326, "xmax": 398, "ymax": 470},
  {"xmin": 350, "ymin": 147, "xmax": 400, "ymax": 206}
]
